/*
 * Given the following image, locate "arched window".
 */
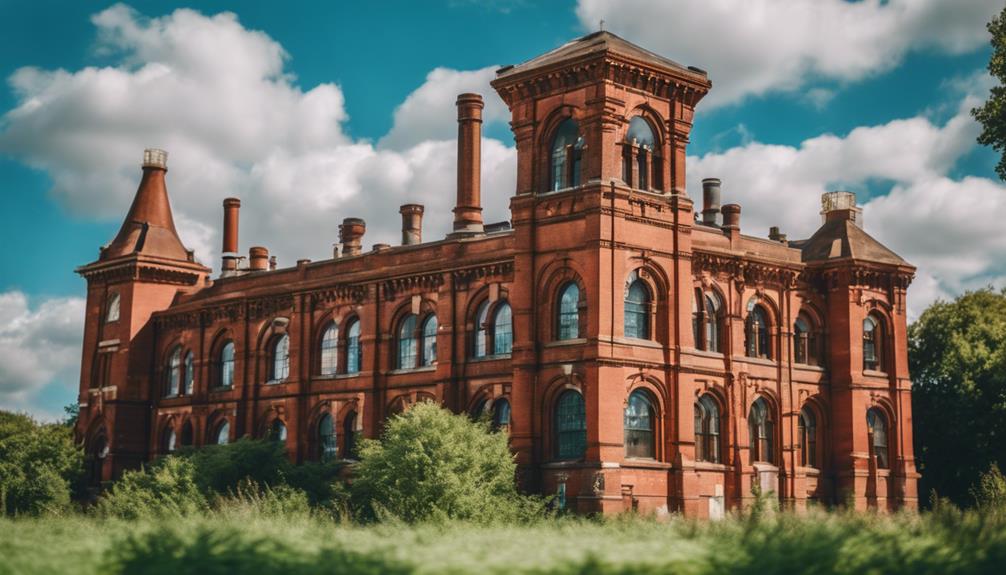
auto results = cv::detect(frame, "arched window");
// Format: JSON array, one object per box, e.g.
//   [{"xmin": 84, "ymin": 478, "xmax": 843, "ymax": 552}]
[
  {"xmin": 745, "ymin": 303, "xmax": 771, "ymax": 359},
  {"xmin": 163, "ymin": 426, "xmax": 177, "ymax": 454},
  {"xmin": 794, "ymin": 314, "xmax": 819, "ymax": 365},
  {"xmin": 557, "ymin": 282, "xmax": 581, "ymax": 340},
  {"xmin": 624, "ymin": 116, "xmax": 660, "ymax": 190},
  {"xmin": 319, "ymin": 323, "xmax": 338, "ymax": 376},
  {"xmin": 550, "ymin": 118, "xmax": 582, "ymax": 191},
  {"xmin": 397, "ymin": 314, "xmax": 418, "ymax": 369},
  {"xmin": 799, "ymin": 407, "xmax": 817, "ymax": 468},
  {"xmin": 165, "ymin": 346, "xmax": 182, "ymax": 397},
  {"xmin": 270, "ymin": 334, "xmax": 290, "ymax": 382},
  {"xmin": 421, "ymin": 315, "xmax": 438, "ymax": 366},
  {"xmin": 106, "ymin": 292, "xmax": 120, "ymax": 323},
  {"xmin": 269, "ymin": 419, "xmax": 287, "ymax": 443},
  {"xmin": 318, "ymin": 413, "xmax": 337, "ymax": 462},
  {"xmin": 183, "ymin": 351, "xmax": 194, "ymax": 395},
  {"xmin": 180, "ymin": 421, "xmax": 193, "ymax": 447},
  {"xmin": 867, "ymin": 408, "xmax": 889, "ymax": 469},
  {"xmin": 342, "ymin": 411, "xmax": 357, "ymax": 459},
  {"xmin": 624, "ymin": 389, "xmax": 656, "ymax": 459},
  {"xmin": 471, "ymin": 397, "xmax": 490, "ymax": 420},
  {"xmin": 863, "ymin": 314, "xmax": 884, "ymax": 371},
  {"xmin": 473, "ymin": 301, "xmax": 489, "ymax": 358},
  {"xmin": 345, "ymin": 319, "xmax": 361, "ymax": 374},
  {"xmin": 219, "ymin": 341, "xmax": 235, "ymax": 388},
  {"xmin": 215, "ymin": 421, "xmax": 230, "ymax": 445},
  {"xmin": 749, "ymin": 397, "xmax": 775, "ymax": 464},
  {"xmin": 493, "ymin": 303, "xmax": 513, "ymax": 355},
  {"xmin": 492, "ymin": 398, "xmax": 511, "ymax": 433},
  {"xmin": 624, "ymin": 273, "xmax": 652, "ymax": 340},
  {"xmin": 692, "ymin": 290, "xmax": 721, "ymax": 352},
  {"xmin": 555, "ymin": 390, "xmax": 586, "ymax": 460},
  {"xmin": 694, "ymin": 395, "xmax": 721, "ymax": 463}
]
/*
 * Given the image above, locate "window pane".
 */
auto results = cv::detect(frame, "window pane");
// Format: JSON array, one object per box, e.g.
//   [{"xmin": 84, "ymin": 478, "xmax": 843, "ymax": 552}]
[
  {"xmin": 183, "ymin": 351, "xmax": 194, "ymax": 395},
  {"xmin": 319, "ymin": 414, "xmax": 337, "ymax": 461},
  {"xmin": 551, "ymin": 119, "xmax": 581, "ymax": 191},
  {"xmin": 106, "ymin": 293, "xmax": 120, "ymax": 322},
  {"xmin": 216, "ymin": 421, "xmax": 230, "ymax": 445},
  {"xmin": 626, "ymin": 116, "xmax": 656, "ymax": 148},
  {"xmin": 398, "ymin": 315, "xmax": 418, "ymax": 369},
  {"xmin": 493, "ymin": 303, "xmax": 513, "ymax": 355},
  {"xmin": 347, "ymin": 320, "xmax": 361, "ymax": 374},
  {"xmin": 624, "ymin": 390, "xmax": 655, "ymax": 458},
  {"xmin": 272, "ymin": 334, "xmax": 289, "ymax": 381},
  {"xmin": 558, "ymin": 283, "xmax": 580, "ymax": 340},
  {"xmin": 220, "ymin": 342, "xmax": 235, "ymax": 388},
  {"xmin": 624, "ymin": 280, "xmax": 650, "ymax": 339},
  {"xmin": 493, "ymin": 399, "xmax": 511, "ymax": 432},
  {"xmin": 320, "ymin": 324, "xmax": 338, "ymax": 375},
  {"xmin": 556, "ymin": 391, "xmax": 586, "ymax": 459},
  {"xmin": 167, "ymin": 347, "xmax": 181, "ymax": 396},
  {"xmin": 422, "ymin": 315, "xmax": 438, "ymax": 366},
  {"xmin": 705, "ymin": 294, "xmax": 720, "ymax": 353},
  {"xmin": 270, "ymin": 420, "xmax": 287, "ymax": 442},
  {"xmin": 474, "ymin": 301, "xmax": 489, "ymax": 358}
]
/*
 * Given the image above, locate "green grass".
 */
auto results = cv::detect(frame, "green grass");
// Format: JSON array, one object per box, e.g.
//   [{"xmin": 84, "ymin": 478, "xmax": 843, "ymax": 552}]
[{"xmin": 3, "ymin": 505, "xmax": 1006, "ymax": 575}]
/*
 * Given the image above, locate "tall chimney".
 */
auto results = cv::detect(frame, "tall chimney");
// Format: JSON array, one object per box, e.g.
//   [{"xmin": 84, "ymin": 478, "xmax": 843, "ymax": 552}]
[
  {"xmin": 400, "ymin": 204, "xmax": 424, "ymax": 245},
  {"xmin": 453, "ymin": 93, "xmax": 484, "ymax": 236},
  {"xmin": 221, "ymin": 198, "xmax": 241, "ymax": 276},
  {"xmin": 339, "ymin": 217, "xmax": 366, "ymax": 256},
  {"xmin": 701, "ymin": 178, "xmax": 721, "ymax": 226},
  {"xmin": 249, "ymin": 246, "xmax": 269, "ymax": 271}
]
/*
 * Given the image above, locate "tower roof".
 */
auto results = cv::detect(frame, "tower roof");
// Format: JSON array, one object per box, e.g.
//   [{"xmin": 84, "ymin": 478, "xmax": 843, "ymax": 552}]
[
  {"xmin": 102, "ymin": 149, "xmax": 191, "ymax": 262},
  {"xmin": 495, "ymin": 30, "xmax": 707, "ymax": 83},
  {"xmin": 799, "ymin": 216, "xmax": 909, "ymax": 267}
]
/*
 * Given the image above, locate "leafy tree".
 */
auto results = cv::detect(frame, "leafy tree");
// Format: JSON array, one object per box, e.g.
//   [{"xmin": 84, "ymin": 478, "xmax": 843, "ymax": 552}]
[
  {"xmin": 973, "ymin": 5, "xmax": 1006, "ymax": 180},
  {"xmin": 351, "ymin": 401, "xmax": 541, "ymax": 523},
  {"xmin": 910, "ymin": 288, "xmax": 1006, "ymax": 505},
  {"xmin": 0, "ymin": 410, "xmax": 84, "ymax": 515}
]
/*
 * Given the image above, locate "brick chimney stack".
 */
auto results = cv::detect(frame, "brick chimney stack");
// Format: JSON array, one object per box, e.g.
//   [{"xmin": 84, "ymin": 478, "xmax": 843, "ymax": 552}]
[
  {"xmin": 249, "ymin": 246, "xmax": 269, "ymax": 271},
  {"xmin": 453, "ymin": 93, "xmax": 484, "ymax": 236},
  {"xmin": 221, "ymin": 198, "xmax": 241, "ymax": 276},
  {"xmin": 400, "ymin": 204, "xmax": 424, "ymax": 245},
  {"xmin": 339, "ymin": 217, "xmax": 366, "ymax": 256}
]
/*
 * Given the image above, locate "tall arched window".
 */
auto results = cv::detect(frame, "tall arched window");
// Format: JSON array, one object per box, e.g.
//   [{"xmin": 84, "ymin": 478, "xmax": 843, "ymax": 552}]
[
  {"xmin": 219, "ymin": 341, "xmax": 235, "ymax": 389},
  {"xmin": 863, "ymin": 314, "xmax": 884, "ymax": 371},
  {"xmin": 624, "ymin": 273, "xmax": 652, "ymax": 340},
  {"xmin": 318, "ymin": 413, "xmax": 337, "ymax": 461},
  {"xmin": 692, "ymin": 290, "xmax": 721, "ymax": 352},
  {"xmin": 749, "ymin": 397, "xmax": 775, "ymax": 464},
  {"xmin": 106, "ymin": 292, "xmax": 120, "ymax": 323},
  {"xmin": 694, "ymin": 395, "xmax": 721, "ymax": 463},
  {"xmin": 269, "ymin": 419, "xmax": 287, "ymax": 443},
  {"xmin": 555, "ymin": 390, "xmax": 586, "ymax": 460},
  {"xmin": 492, "ymin": 398, "xmax": 511, "ymax": 433},
  {"xmin": 183, "ymin": 351, "xmax": 194, "ymax": 395},
  {"xmin": 493, "ymin": 303, "xmax": 513, "ymax": 355},
  {"xmin": 270, "ymin": 334, "xmax": 289, "ymax": 382},
  {"xmin": 342, "ymin": 411, "xmax": 357, "ymax": 459},
  {"xmin": 799, "ymin": 407, "xmax": 817, "ymax": 468},
  {"xmin": 180, "ymin": 421, "xmax": 193, "ymax": 447},
  {"xmin": 421, "ymin": 315, "xmax": 438, "ymax": 366},
  {"xmin": 163, "ymin": 426, "xmax": 177, "ymax": 454},
  {"xmin": 624, "ymin": 116, "xmax": 660, "ymax": 190},
  {"xmin": 346, "ymin": 319, "xmax": 361, "ymax": 374},
  {"xmin": 397, "ymin": 314, "xmax": 418, "ymax": 369},
  {"xmin": 319, "ymin": 323, "xmax": 338, "ymax": 376},
  {"xmin": 794, "ymin": 314, "xmax": 818, "ymax": 365},
  {"xmin": 557, "ymin": 282, "xmax": 581, "ymax": 340},
  {"xmin": 215, "ymin": 421, "xmax": 230, "ymax": 445},
  {"xmin": 867, "ymin": 408, "xmax": 889, "ymax": 469},
  {"xmin": 624, "ymin": 389, "xmax": 656, "ymax": 459},
  {"xmin": 746, "ymin": 303, "xmax": 771, "ymax": 359},
  {"xmin": 473, "ymin": 301, "xmax": 489, "ymax": 358},
  {"xmin": 165, "ymin": 346, "xmax": 182, "ymax": 397},
  {"xmin": 550, "ymin": 118, "xmax": 582, "ymax": 191}
]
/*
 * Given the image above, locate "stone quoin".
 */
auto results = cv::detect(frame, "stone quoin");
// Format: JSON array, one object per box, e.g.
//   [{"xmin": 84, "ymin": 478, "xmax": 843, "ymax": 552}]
[{"xmin": 75, "ymin": 31, "xmax": 918, "ymax": 516}]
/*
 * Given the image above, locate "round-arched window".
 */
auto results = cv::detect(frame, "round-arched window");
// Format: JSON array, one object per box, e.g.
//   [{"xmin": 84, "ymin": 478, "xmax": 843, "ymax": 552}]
[
  {"xmin": 270, "ymin": 334, "xmax": 290, "ymax": 382},
  {"xmin": 557, "ymin": 283, "xmax": 581, "ymax": 340},
  {"xmin": 555, "ymin": 390, "xmax": 586, "ymax": 460},
  {"xmin": 550, "ymin": 118, "xmax": 583, "ymax": 191},
  {"xmin": 624, "ymin": 273, "xmax": 652, "ymax": 340},
  {"xmin": 219, "ymin": 341, "xmax": 235, "ymax": 388},
  {"xmin": 319, "ymin": 323, "xmax": 339, "ymax": 376},
  {"xmin": 215, "ymin": 421, "xmax": 230, "ymax": 445},
  {"xmin": 624, "ymin": 389, "xmax": 656, "ymax": 458},
  {"xmin": 318, "ymin": 413, "xmax": 337, "ymax": 461}
]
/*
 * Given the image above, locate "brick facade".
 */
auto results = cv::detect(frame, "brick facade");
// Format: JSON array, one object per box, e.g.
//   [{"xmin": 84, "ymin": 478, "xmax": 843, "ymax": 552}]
[{"xmin": 75, "ymin": 31, "xmax": 918, "ymax": 516}]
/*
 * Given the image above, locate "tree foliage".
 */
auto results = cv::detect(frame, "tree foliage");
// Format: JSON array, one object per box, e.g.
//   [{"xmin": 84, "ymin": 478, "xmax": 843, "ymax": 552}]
[
  {"xmin": 909, "ymin": 288, "xmax": 1006, "ymax": 504},
  {"xmin": 351, "ymin": 401, "xmax": 541, "ymax": 523},
  {"xmin": 973, "ymin": 5, "xmax": 1006, "ymax": 180},
  {"xmin": 0, "ymin": 411, "xmax": 83, "ymax": 516}
]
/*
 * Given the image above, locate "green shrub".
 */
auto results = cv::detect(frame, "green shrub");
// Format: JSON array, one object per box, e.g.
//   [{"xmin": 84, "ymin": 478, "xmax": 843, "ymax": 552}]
[
  {"xmin": 971, "ymin": 463, "xmax": 1006, "ymax": 510},
  {"xmin": 97, "ymin": 456, "xmax": 208, "ymax": 519},
  {"xmin": 351, "ymin": 401, "xmax": 543, "ymax": 523},
  {"xmin": 0, "ymin": 411, "xmax": 82, "ymax": 516}
]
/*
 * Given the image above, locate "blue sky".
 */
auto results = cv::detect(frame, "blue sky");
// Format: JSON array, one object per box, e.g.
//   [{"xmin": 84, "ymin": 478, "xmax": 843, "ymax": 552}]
[{"xmin": 0, "ymin": 0, "xmax": 1002, "ymax": 419}]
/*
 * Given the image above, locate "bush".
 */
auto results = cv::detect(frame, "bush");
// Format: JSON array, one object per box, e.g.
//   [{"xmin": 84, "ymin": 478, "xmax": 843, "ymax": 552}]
[
  {"xmin": 971, "ymin": 463, "xmax": 1006, "ymax": 511},
  {"xmin": 0, "ymin": 411, "xmax": 83, "ymax": 516},
  {"xmin": 97, "ymin": 456, "xmax": 208, "ymax": 520},
  {"xmin": 351, "ymin": 401, "xmax": 543, "ymax": 523}
]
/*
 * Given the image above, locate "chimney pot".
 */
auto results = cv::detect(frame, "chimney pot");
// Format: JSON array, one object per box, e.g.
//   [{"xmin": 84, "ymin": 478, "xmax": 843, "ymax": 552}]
[
  {"xmin": 339, "ymin": 217, "xmax": 366, "ymax": 256},
  {"xmin": 249, "ymin": 246, "xmax": 269, "ymax": 271},
  {"xmin": 400, "ymin": 204, "xmax": 425, "ymax": 245},
  {"xmin": 453, "ymin": 93, "xmax": 484, "ymax": 236},
  {"xmin": 721, "ymin": 203, "xmax": 741, "ymax": 230},
  {"xmin": 701, "ymin": 178, "xmax": 721, "ymax": 226},
  {"xmin": 142, "ymin": 148, "xmax": 168, "ymax": 171}
]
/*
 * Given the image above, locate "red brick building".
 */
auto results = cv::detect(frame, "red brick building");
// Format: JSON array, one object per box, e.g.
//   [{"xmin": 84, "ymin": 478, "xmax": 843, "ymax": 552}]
[{"xmin": 75, "ymin": 32, "xmax": 918, "ymax": 516}]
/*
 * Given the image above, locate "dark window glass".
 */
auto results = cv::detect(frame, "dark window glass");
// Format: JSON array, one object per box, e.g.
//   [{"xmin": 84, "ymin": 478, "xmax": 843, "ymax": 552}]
[
  {"xmin": 624, "ymin": 390, "xmax": 655, "ymax": 458},
  {"xmin": 166, "ymin": 347, "xmax": 181, "ymax": 397},
  {"xmin": 493, "ymin": 303, "xmax": 513, "ymax": 355},
  {"xmin": 474, "ymin": 301, "xmax": 489, "ymax": 358},
  {"xmin": 163, "ymin": 427, "xmax": 177, "ymax": 454},
  {"xmin": 800, "ymin": 407, "xmax": 817, "ymax": 468},
  {"xmin": 269, "ymin": 420, "xmax": 287, "ymax": 443},
  {"xmin": 794, "ymin": 316, "xmax": 810, "ymax": 364},
  {"xmin": 695, "ymin": 395, "xmax": 721, "ymax": 463},
  {"xmin": 746, "ymin": 304, "xmax": 771, "ymax": 359},
  {"xmin": 550, "ymin": 118, "xmax": 582, "ymax": 191},
  {"xmin": 319, "ymin": 414, "xmax": 337, "ymax": 461},
  {"xmin": 342, "ymin": 412, "xmax": 357, "ymax": 459},
  {"xmin": 558, "ymin": 283, "xmax": 581, "ymax": 340},
  {"xmin": 624, "ymin": 117, "xmax": 659, "ymax": 190},
  {"xmin": 421, "ymin": 315, "xmax": 438, "ymax": 366},
  {"xmin": 183, "ymin": 351, "xmax": 194, "ymax": 395},
  {"xmin": 180, "ymin": 422, "xmax": 193, "ymax": 447},
  {"xmin": 749, "ymin": 398, "xmax": 774, "ymax": 464},
  {"xmin": 864, "ymin": 315, "xmax": 883, "ymax": 371},
  {"xmin": 692, "ymin": 291, "xmax": 702, "ymax": 349},
  {"xmin": 555, "ymin": 390, "xmax": 586, "ymax": 460},
  {"xmin": 346, "ymin": 319, "xmax": 361, "ymax": 374},
  {"xmin": 705, "ymin": 294, "xmax": 720, "ymax": 352},
  {"xmin": 270, "ymin": 334, "xmax": 289, "ymax": 382},
  {"xmin": 220, "ymin": 341, "xmax": 235, "ymax": 388},
  {"xmin": 493, "ymin": 398, "xmax": 511, "ymax": 433},
  {"xmin": 398, "ymin": 314, "xmax": 418, "ymax": 369},
  {"xmin": 106, "ymin": 293, "xmax": 120, "ymax": 322},
  {"xmin": 867, "ymin": 408, "xmax": 889, "ymax": 469},
  {"xmin": 215, "ymin": 421, "xmax": 230, "ymax": 445},
  {"xmin": 320, "ymin": 323, "xmax": 338, "ymax": 375},
  {"xmin": 624, "ymin": 276, "xmax": 651, "ymax": 340}
]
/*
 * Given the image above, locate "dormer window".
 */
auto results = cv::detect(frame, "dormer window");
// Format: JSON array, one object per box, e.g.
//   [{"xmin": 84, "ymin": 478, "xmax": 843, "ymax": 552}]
[
  {"xmin": 550, "ymin": 118, "xmax": 583, "ymax": 191},
  {"xmin": 623, "ymin": 116, "xmax": 661, "ymax": 191}
]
